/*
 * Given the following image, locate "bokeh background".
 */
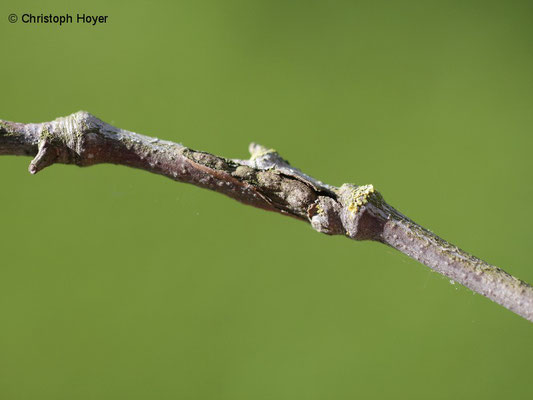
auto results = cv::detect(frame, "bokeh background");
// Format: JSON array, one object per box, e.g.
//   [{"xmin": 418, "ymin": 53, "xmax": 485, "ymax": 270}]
[{"xmin": 1, "ymin": 0, "xmax": 532, "ymax": 399}]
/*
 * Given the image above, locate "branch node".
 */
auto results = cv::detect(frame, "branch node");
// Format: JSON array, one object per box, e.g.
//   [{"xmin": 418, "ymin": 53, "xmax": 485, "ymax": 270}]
[
  {"xmin": 338, "ymin": 183, "xmax": 388, "ymax": 240},
  {"xmin": 308, "ymin": 196, "xmax": 344, "ymax": 235}
]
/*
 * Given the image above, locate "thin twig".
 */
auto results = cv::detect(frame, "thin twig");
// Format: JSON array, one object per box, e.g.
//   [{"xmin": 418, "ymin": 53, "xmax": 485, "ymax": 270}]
[{"xmin": 1, "ymin": 111, "xmax": 532, "ymax": 322}]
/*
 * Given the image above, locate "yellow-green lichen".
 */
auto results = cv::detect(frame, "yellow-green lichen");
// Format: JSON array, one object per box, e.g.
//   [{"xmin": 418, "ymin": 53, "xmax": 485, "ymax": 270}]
[
  {"xmin": 40, "ymin": 126, "xmax": 51, "ymax": 141},
  {"xmin": 0, "ymin": 121, "xmax": 15, "ymax": 136},
  {"xmin": 250, "ymin": 145, "xmax": 277, "ymax": 161},
  {"xmin": 347, "ymin": 184, "xmax": 375, "ymax": 215}
]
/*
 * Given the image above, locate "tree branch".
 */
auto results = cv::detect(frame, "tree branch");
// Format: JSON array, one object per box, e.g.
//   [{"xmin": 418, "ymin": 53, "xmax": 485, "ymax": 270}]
[{"xmin": 1, "ymin": 111, "xmax": 532, "ymax": 322}]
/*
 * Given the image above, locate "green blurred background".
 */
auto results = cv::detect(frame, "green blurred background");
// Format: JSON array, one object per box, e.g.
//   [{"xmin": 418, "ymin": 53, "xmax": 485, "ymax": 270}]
[{"xmin": 1, "ymin": 0, "xmax": 532, "ymax": 399}]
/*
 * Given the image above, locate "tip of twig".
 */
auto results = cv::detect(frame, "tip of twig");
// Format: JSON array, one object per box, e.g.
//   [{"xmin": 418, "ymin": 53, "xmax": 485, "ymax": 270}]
[
  {"xmin": 28, "ymin": 163, "xmax": 38, "ymax": 175},
  {"xmin": 248, "ymin": 142, "xmax": 281, "ymax": 162},
  {"xmin": 28, "ymin": 140, "xmax": 57, "ymax": 175},
  {"xmin": 248, "ymin": 142, "xmax": 269, "ymax": 158}
]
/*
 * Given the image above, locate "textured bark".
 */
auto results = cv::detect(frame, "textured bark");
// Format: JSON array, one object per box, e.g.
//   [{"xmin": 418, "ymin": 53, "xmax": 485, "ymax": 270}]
[{"xmin": 1, "ymin": 111, "xmax": 532, "ymax": 322}]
